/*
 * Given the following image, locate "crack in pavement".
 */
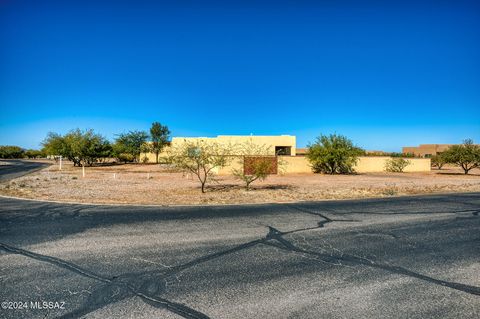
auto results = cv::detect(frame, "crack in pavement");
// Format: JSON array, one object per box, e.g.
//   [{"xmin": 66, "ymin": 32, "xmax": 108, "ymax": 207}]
[
  {"xmin": 318, "ymin": 209, "xmax": 480, "ymax": 216},
  {"xmin": 267, "ymin": 204, "xmax": 480, "ymax": 296},
  {"xmin": 263, "ymin": 226, "xmax": 480, "ymax": 296},
  {"xmin": 0, "ymin": 236, "xmax": 272, "ymax": 318},
  {"xmin": 1, "ymin": 205, "xmax": 479, "ymax": 318},
  {"xmin": 60, "ymin": 236, "xmax": 273, "ymax": 318},
  {"xmin": 0, "ymin": 243, "xmax": 109, "ymax": 283},
  {"xmin": 285, "ymin": 204, "xmax": 358, "ymax": 228},
  {"xmin": 0, "ymin": 242, "xmax": 212, "ymax": 319}
]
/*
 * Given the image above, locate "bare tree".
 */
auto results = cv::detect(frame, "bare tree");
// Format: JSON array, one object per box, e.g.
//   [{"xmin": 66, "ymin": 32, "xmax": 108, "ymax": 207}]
[{"xmin": 166, "ymin": 139, "xmax": 234, "ymax": 193}]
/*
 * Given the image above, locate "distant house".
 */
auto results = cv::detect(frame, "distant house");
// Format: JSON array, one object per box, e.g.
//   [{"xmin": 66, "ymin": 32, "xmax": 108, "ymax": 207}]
[
  {"xmin": 170, "ymin": 135, "xmax": 297, "ymax": 156},
  {"xmin": 402, "ymin": 144, "xmax": 454, "ymax": 157},
  {"xmin": 144, "ymin": 135, "xmax": 297, "ymax": 160},
  {"xmin": 295, "ymin": 148, "xmax": 309, "ymax": 156}
]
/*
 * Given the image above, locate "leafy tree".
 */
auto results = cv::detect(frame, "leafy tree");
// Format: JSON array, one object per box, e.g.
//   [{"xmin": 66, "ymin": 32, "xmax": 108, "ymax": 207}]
[
  {"xmin": 232, "ymin": 140, "xmax": 279, "ymax": 190},
  {"xmin": 42, "ymin": 129, "xmax": 111, "ymax": 166},
  {"xmin": 42, "ymin": 132, "xmax": 70, "ymax": 161},
  {"xmin": 0, "ymin": 146, "xmax": 25, "ymax": 158},
  {"xmin": 431, "ymin": 154, "xmax": 446, "ymax": 170},
  {"xmin": 442, "ymin": 139, "xmax": 480, "ymax": 174},
  {"xmin": 167, "ymin": 139, "xmax": 234, "ymax": 193},
  {"xmin": 72, "ymin": 130, "xmax": 111, "ymax": 166},
  {"xmin": 385, "ymin": 158, "xmax": 410, "ymax": 172},
  {"xmin": 149, "ymin": 122, "xmax": 170, "ymax": 163},
  {"xmin": 112, "ymin": 141, "xmax": 132, "ymax": 163},
  {"xmin": 306, "ymin": 134, "xmax": 364, "ymax": 174},
  {"xmin": 114, "ymin": 130, "xmax": 149, "ymax": 163}
]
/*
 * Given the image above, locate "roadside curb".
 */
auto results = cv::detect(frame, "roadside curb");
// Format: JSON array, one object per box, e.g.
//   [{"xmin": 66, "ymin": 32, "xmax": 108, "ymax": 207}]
[
  {"xmin": 0, "ymin": 193, "xmax": 294, "ymax": 208},
  {"xmin": 0, "ymin": 191, "xmax": 479, "ymax": 209}
]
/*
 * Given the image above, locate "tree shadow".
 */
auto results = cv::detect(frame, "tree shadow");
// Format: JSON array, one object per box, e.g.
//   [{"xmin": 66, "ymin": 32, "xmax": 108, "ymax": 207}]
[
  {"xmin": 251, "ymin": 184, "xmax": 296, "ymax": 191},
  {"xmin": 205, "ymin": 184, "xmax": 242, "ymax": 192},
  {"xmin": 205, "ymin": 183, "xmax": 296, "ymax": 192},
  {"xmin": 436, "ymin": 172, "xmax": 480, "ymax": 176}
]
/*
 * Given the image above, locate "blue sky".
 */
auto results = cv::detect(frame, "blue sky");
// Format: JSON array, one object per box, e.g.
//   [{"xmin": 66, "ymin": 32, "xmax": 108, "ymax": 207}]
[{"xmin": 1, "ymin": 0, "xmax": 479, "ymax": 151}]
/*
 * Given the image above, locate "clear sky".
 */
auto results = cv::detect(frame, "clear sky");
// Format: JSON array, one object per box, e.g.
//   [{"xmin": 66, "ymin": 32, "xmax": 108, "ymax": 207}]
[{"xmin": 1, "ymin": 0, "xmax": 479, "ymax": 151}]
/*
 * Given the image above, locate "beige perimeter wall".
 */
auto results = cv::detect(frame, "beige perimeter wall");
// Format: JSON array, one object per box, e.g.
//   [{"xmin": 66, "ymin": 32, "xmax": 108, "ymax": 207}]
[
  {"xmin": 354, "ymin": 157, "xmax": 431, "ymax": 173},
  {"xmin": 216, "ymin": 156, "xmax": 431, "ymax": 175}
]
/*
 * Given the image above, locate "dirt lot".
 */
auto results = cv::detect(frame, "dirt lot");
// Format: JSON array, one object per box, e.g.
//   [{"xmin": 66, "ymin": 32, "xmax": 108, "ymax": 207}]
[{"xmin": 1, "ymin": 160, "xmax": 479, "ymax": 205}]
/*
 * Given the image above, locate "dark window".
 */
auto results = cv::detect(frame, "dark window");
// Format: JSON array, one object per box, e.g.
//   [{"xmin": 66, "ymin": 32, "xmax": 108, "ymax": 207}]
[{"xmin": 275, "ymin": 146, "xmax": 291, "ymax": 155}]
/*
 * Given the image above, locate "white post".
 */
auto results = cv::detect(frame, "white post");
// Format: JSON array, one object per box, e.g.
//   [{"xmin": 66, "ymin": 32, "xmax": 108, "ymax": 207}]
[
  {"xmin": 147, "ymin": 173, "xmax": 150, "ymax": 179},
  {"xmin": 59, "ymin": 156, "xmax": 62, "ymax": 170},
  {"xmin": 82, "ymin": 164, "xmax": 85, "ymax": 178},
  {"xmin": 113, "ymin": 173, "xmax": 116, "ymax": 179}
]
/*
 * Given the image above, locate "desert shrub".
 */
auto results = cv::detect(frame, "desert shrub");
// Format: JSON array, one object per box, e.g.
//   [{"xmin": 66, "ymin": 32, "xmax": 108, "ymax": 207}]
[
  {"xmin": 306, "ymin": 134, "xmax": 364, "ymax": 174},
  {"xmin": 115, "ymin": 153, "xmax": 135, "ymax": 163},
  {"xmin": 385, "ymin": 158, "xmax": 410, "ymax": 172},
  {"xmin": 382, "ymin": 184, "xmax": 399, "ymax": 196}
]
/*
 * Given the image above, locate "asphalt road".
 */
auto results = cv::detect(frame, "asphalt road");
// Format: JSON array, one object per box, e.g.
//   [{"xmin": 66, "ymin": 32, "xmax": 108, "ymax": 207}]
[
  {"xmin": 0, "ymin": 160, "xmax": 50, "ymax": 182},
  {"xmin": 0, "ymin": 167, "xmax": 479, "ymax": 318}
]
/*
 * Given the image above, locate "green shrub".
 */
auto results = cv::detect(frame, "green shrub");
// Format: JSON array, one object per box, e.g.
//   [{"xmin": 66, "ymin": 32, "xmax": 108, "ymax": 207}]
[
  {"xmin": 116, "ymin": 153, "xmax": 135, "ymax": 163},
  {"xmin": 306, "ymin": 134, "xmax": 364, "ymax": 174},
  {"xmin": 385, "ymin": 158, "xmax": 410, "ymax": 172}
]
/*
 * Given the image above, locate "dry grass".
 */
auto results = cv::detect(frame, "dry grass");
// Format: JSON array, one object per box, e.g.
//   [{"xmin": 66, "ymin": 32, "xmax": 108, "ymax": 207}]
[{"xmin": 1, "ymin": 161, "xmax": 479, "ymax": 205}]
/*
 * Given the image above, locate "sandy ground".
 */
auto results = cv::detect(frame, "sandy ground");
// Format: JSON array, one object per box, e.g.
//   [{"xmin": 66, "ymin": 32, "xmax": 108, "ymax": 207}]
[{"xmin": 0, "ymin": 160, "xmax": 479, "ymax": 205}]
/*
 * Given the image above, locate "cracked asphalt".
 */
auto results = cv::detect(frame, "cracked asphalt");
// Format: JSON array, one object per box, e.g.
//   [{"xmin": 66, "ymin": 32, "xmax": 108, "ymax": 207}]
[{"xmin": 0, "ymin": 162, "xmax": 479, "ymax": 318}]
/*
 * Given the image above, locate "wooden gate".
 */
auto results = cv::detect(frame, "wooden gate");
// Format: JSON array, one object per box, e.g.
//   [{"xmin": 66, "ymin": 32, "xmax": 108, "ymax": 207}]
[{"xmin": 244, "ymin": 156, "xmax": 278, "ymax": 175}]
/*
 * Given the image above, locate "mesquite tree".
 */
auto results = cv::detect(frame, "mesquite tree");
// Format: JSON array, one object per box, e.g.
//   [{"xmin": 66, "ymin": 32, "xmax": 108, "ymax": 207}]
[
  {"xmin": 442, "ymin": 139, "xmax": 480, "ymax": 174},
  {"xmin": 113, "ymin": 130, "xmax": 149, "ymax": 163},
  {"xmin": 149, "ymin": 122, "xmax": 170, "ymax": 163},
  {"xmin": 167, "ymin": 139, "xmax": 234, "ymax": 193}
]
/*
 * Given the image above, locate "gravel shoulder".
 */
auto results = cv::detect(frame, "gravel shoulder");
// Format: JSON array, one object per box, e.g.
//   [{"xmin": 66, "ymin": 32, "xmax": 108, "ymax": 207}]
[{"xmin": 0, "ymin": 161, "xmax": 479, "ymax": 205}]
